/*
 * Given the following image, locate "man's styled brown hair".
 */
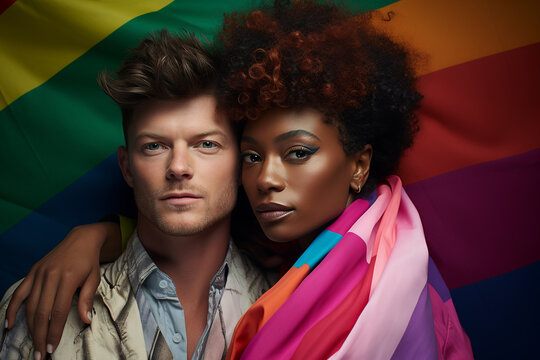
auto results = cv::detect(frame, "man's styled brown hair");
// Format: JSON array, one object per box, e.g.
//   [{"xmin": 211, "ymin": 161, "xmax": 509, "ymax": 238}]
[{"xmin": 98, "ymin": 30, "xmax": 219, "ymax": 144}]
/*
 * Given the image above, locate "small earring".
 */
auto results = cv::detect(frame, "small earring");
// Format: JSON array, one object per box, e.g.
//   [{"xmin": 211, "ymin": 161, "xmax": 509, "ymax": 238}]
[{"xmin": 355, "ymin": 184, "xmax": 362, "ymax": 193}]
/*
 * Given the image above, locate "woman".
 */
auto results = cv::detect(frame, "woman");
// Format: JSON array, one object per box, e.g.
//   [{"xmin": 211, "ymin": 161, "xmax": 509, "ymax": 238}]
[{"xmin": 6, "ymin": 1, "xmax": 472, "ymax": 358}]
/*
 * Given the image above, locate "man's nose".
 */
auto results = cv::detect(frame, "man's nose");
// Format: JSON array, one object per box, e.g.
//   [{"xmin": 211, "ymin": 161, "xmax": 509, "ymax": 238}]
[
  {"xmin": 166, "ymin": 147, "xmax": 193, "ymax": 180},
  {"xmin": 256, "ymin": 155, "xmax": 285, "ymax": 193}
]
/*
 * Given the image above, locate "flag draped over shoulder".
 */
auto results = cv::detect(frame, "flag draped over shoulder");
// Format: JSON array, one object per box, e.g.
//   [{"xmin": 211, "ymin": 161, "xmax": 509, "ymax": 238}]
[
  {"xmin": 0, "ymin": 0, "xmax": 538, "ymax": 358},
  {"xmin": 228, "ymin": 177, "xmax": 473, "ymax": 359}
]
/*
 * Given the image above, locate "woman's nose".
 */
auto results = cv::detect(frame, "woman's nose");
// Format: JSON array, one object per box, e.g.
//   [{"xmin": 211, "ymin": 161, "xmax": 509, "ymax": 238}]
[{"xmin": 256, "ymin": 155, "xmax": 285, "ymax": 193}]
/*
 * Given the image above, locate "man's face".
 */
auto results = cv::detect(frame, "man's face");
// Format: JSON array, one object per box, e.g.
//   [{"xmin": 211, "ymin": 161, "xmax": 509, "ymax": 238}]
[{"xmin": 118, "ymin": 95, "xmax": 238, "ymax": 237}]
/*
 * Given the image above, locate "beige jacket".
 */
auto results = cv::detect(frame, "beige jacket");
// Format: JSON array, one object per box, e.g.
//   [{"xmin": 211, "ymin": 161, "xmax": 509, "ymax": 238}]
[{"xmin": 0, "ymin": 242, "xmax": 273, "ymax": 359}]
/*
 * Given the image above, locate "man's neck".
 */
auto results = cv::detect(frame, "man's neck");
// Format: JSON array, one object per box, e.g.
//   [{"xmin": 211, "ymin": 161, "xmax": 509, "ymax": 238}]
[
  {"xmin": 136, "ymin": 215, "xmax": 231, "ymax": 358},
  {"xmin": 136, "ymin": 215, "xmax": 230, "ymax": 297}
]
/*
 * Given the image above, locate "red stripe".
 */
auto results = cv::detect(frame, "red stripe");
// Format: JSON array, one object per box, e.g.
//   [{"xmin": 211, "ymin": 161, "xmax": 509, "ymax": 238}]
[
  {"xmin": 399, "ymin": 42, "xmax": 540, "ymax": 185},
  {"xmin": 0, "ymin": 0, "xmax": 16, "ymax": 15}
]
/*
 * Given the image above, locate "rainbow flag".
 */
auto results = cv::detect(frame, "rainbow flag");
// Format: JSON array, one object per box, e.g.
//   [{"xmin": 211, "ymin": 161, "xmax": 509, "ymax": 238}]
[{"xmin": 1, "ymin": 1, "xmax": 538, "ymax": 358}]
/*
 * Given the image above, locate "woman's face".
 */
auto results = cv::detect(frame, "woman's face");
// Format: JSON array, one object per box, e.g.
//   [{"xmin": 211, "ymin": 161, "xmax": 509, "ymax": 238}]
[{"xmin": 240, "ymin": 108, "xmax": 370, "ymax": 244}]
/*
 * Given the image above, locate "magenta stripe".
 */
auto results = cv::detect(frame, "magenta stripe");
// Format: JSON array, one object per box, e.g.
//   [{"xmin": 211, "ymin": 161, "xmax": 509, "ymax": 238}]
[
  {"xmin": 242, "ymin": 233, "xmax": 369, "ymax": 359},
  {"xmin": 405, "ymin": 148, "xmax": 540, "ymax": 289},
  {"xmin": 390, "ymin": 285, "xmax": 438, "ymax": 360},
  {"xmin": 326, "ymin": 198, "xmax": 370, "ymax": 235}
]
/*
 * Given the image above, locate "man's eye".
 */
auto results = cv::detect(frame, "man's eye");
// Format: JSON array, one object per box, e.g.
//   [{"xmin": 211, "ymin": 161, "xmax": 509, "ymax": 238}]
[
  {"xmin": 200, "ymin": 141, "xmax": 216, "ymax": 149},
  {"xmin": 197, "ymin": 141, "xmax": 220, "ymax": 154},
  {"xmin": 144, "ymin": 143, "xmax": 162, "ymax": 151},
  {"xmin": 241, "ymin": 152, "xmax": 261, "ymax": 164}
]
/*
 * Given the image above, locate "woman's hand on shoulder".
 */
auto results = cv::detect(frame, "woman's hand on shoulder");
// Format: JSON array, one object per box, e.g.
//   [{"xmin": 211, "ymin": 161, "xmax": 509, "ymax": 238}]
[{"xmin": 5, "ymin": 221, "xmax": 120, "ymax": 357}]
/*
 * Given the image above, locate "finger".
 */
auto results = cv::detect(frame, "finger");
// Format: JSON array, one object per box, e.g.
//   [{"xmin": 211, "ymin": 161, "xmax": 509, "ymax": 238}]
[
  {"xmin": 77, "ymin": 269, "xmax": 101, "ymax": 324},
  {"xmin": 5, "ymin": 274, "xmax": 34, "ymax": 329},
  {"xmin": 30, "ymin": 272, "xmax": 60, "ymax": 360},
  {"xmin": 46, "ymin": 277, "xmax": 83, "ymax": 355},
  {"xmin": 24, "ymin": 269, "xmax": 45, "ymax": 337}
]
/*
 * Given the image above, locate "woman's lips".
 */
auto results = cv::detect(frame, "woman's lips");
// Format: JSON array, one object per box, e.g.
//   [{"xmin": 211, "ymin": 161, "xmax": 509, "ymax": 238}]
[{"xmin": 255, "ymin": 203, "xmax": 294, "ymax": 222}]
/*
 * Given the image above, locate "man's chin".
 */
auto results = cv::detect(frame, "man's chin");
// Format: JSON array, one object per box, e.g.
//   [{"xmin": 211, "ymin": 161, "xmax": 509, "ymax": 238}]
[{"xmin": 156, "ymin": 222, "xmax": 207, "ymax": 237}]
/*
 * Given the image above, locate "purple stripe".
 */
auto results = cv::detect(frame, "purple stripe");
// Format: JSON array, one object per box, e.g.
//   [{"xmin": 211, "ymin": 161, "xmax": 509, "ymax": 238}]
[
  {"xmin": 242, "ymin": 233, "xmax": 369, "ymax": 359},
  {"xmin": 428, "ymin": 257, "xmax": 451, "ymax": 302},
  {"xmin": 405, "ymin": 148, "xmax": 540, "ymax": 289},
  {"xmin": 391, "ymin": 285, "xmax": 438, "ymax": 360}
]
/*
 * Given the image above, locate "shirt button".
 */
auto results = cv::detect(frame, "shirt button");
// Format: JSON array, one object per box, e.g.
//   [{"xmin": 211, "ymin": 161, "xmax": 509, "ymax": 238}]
[
  {"xmin": 159, "ymin": 280, "xmax": 168, "ymax": 289},
  {"xmin": 172, "ymin": 333, "xmax": 182, "ymax": 343}
]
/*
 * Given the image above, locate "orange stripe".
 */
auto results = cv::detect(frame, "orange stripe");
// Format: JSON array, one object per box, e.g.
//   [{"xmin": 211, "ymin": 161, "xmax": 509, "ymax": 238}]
[
  {"xmin": 375, "ymin": 0, "xmax": 540, "ymax": 75},
  {"xmin": 227, "ymin": 264, "xmax": 309, "ymax": 360}
]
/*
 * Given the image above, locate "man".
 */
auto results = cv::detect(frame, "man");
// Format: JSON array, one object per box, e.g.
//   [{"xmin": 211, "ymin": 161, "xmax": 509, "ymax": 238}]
[{"xmin": 0, "ymin": 30, "xmax": 272, "ymax": 359}]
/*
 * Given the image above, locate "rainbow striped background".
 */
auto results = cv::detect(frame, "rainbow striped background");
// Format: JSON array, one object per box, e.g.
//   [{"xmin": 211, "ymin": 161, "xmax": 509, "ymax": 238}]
[{"xmin": 1, "ymin": 1, "xmax": 538, "ymax": 358}]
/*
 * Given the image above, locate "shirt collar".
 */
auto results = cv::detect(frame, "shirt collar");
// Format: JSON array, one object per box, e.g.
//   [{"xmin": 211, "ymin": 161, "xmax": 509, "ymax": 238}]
[{"xmin": 124, "ymin": 230, "xmax": 232, "ymax": 295}]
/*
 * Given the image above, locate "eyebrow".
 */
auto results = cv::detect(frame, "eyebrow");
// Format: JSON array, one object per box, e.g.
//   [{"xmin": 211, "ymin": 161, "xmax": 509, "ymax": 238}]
[
  {"xmin": 135, "ymin": 132, "xmax": 166, "ymax": 142},
  {"xmin": 241, "ymin": 130, "xmax": 320, "ymax": 144},
  {"xmin": 136, "ymin": 130, "xmax": 228, "ymax": 142}
]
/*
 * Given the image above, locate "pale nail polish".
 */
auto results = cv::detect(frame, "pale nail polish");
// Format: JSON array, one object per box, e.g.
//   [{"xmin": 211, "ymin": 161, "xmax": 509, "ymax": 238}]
[
  {"xmin": 87, "ymin": 311, "xmax": 93, "ymax": 321},
  {"xmin": 47, "ymin": 344, "xmax": 53, "ymax": 353},
  {"xmin": 34, "ymin": 351, "xmax": 41, "ymax": 360},
  {"xmin": 4, "ymin": 319, "xmax": 7, "ymax": 328}
]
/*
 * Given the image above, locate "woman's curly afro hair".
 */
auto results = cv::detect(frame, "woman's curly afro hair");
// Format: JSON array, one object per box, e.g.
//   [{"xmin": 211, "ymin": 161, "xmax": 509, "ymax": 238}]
[{"xmin": 217, "ymin": 0, "xmax": 422, "ymax": 194}]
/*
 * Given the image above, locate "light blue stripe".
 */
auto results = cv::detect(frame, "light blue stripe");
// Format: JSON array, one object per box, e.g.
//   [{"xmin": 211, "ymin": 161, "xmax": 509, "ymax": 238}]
[{"xmin": 292, "ymin": 230, "xmax": 342, "ymax": 269}]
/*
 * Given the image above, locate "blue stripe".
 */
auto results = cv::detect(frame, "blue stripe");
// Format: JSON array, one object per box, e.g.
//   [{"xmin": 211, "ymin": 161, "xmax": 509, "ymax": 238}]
[
  {"xmin": 292, "ymin": 229, "xmax": 342, "ymax": 269},
  {"xmin": 450, "ymin": 260, "xmax": 540, "ymax": 359},
  {"xmin": 0, "ymin": 153, "xmax": 136, "ymax": 295}
]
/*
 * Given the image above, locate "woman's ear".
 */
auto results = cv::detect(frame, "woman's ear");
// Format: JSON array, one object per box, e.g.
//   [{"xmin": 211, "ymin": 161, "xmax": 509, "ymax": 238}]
[{"xmin": 349, "ymin": 144, "xmax": 372, "ymax": 193}]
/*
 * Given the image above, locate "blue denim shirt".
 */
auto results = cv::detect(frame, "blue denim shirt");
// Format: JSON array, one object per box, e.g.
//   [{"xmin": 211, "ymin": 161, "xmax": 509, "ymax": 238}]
[{"xmin": 126, "ymin": 234, "xmax": 230, "ymax": 359}]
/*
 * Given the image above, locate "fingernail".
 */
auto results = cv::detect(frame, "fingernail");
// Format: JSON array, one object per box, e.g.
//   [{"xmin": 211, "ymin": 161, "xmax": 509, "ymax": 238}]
[
  {"xmin": 47, "ymin": 344, "xmax": 54, "ymax": 354},
  {"xmin": 87, "ymin": 311, "xmax": 93, "ymax": 321},
  {"xmin": 34, "ymin": 351, "xmax": 41, "ymax": 360},
  {"xmin": 4, "ymin": 319, "xmax": 7, "ymax": 328}
]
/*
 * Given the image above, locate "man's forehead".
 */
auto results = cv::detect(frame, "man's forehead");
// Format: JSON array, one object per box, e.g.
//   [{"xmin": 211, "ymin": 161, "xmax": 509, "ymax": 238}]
[
  {"xmin": 128, "ymin": 95, "xmax": 236, "ymax": 140},
  {"xmin": 132, "ymin": 96, "xmax": 218, "ymax": 116}
]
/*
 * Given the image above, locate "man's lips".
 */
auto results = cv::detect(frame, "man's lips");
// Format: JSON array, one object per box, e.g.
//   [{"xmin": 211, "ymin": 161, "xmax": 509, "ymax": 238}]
[
  {"xmin": 255, "ymin": 203, "xmax": 294, "ymax": 222},
  {"xmin": 160, "ymin": 192, "xmax": 202, "ymax": 206}
]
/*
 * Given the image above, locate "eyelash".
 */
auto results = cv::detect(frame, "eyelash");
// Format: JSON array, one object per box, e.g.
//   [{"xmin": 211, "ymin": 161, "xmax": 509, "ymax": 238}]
[
  {"xmin": 143, "ymin": 142, "xmax": 165, "ymax": 152},
  {"xmin": 141, "ymin": 141, "xmax": 219, "ymax": 155},
  {"xmin": 285, "ymin": 146, "xmax": 318, "ymax": 161},
  {"xmin": 240, "ymin": 146, "xmax": 318, "ymax": 164},
  {"xmin": 240, "ymin": 152, "xmax": 261, "ymax": 164}
]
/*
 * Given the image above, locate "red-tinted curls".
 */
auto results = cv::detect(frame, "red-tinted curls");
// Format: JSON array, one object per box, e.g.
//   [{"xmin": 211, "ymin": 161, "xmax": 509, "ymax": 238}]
[
  {"xmin": 221, "ymin": 9, "xmax": 378, "ymax": 121},
  {"xmin": 217, "ymin": 0, "xmax": 422, "ymax": 194}
]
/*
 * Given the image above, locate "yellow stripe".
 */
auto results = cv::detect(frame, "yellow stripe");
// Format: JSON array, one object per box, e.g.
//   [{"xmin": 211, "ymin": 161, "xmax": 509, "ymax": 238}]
[
  {"xmin": 0, "ymin": 0, "xmax": 174, "ymax": 110},
  {"xmin": 120, "ymin": 215, "xmax": 137, "ymax": 250},
  {"xmin": 375, "ymin": 0, "xmax": 540, "ymax": 75}
]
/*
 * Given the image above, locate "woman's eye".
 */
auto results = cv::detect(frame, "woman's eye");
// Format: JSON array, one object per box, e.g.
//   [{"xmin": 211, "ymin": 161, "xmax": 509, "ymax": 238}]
[
  {"xmin": 241, "ymin": 152, "xmax": 261, "ymax": 164},
  {"xmin": 286, "ymin": 146, "xmax": 318, "ymax": 161},
  {"xmin": 289, "ymin": 149, "xmax": 309, "ymax": 159}
]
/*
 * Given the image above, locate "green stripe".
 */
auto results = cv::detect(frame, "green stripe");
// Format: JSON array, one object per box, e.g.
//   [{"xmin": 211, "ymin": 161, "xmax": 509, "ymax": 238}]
[{"xmin": 0, "ymin": 0, "xmax": 395, "ymax": 234}]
